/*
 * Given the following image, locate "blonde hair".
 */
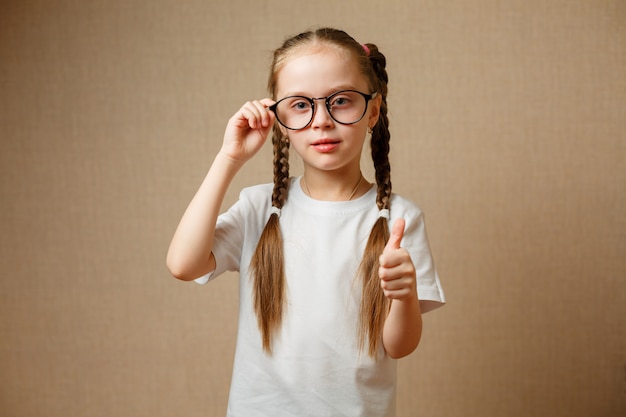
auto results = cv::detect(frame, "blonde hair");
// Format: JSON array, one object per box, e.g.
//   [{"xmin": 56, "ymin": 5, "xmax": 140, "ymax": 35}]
[{"xmin": 250, "ymin": 28, "xmax": 392, "ymax": 357}]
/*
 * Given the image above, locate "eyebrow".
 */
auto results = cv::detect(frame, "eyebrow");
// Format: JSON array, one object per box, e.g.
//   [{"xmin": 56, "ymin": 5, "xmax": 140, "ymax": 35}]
[{"xmin": 281, "ymin": 85, "xmax": 363, "ymax": 98}]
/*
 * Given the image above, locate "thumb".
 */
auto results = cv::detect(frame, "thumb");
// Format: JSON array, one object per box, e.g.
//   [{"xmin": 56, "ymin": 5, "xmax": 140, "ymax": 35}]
[{"xmin": 384, "ymin": 218, "xmax": 405, "ymax": 252}]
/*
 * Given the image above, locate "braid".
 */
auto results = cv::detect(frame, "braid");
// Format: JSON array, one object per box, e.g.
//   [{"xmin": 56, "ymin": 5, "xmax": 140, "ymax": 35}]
[
  {"xmin": 357, "ymin": 42, "xmax": 394, "ymax": 357},
  {"xmin": 250, "ymin": 126, "xmax": 290, "ymax": 353},
  {"xmin": 365, "ymin": 43, "xmax": 392, "ymax": 210},
  {"xmin": 271, "ymin": 126, "xmax": 290, "ymax": 208},
  {"xmin": 371, "ymin": 104, "xmax": 391, "ymax": 210}
]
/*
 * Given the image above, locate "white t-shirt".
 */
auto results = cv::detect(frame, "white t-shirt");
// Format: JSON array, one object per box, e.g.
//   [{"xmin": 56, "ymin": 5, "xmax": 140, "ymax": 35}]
[{"xmin": 196, "ymin": 177, "xmax": 445, "ymax": 417}]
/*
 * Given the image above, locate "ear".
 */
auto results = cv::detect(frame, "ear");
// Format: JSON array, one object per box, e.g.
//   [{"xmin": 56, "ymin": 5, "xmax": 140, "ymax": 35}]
[{"xmin": 367, "ymin": 93, "xmax": 382, "ymax": 128}]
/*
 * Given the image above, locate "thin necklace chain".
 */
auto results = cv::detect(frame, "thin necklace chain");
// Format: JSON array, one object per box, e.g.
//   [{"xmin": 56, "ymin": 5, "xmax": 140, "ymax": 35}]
[{"xmin": 301, "ymin": 175, "xmax": 363, "ymax": 201}]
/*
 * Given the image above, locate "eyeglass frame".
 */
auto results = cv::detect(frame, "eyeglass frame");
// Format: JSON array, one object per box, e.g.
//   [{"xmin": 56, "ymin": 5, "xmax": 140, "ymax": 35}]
[{"xmin": 269, "ymin": 90, "xmax": 378, "ymax": 131}]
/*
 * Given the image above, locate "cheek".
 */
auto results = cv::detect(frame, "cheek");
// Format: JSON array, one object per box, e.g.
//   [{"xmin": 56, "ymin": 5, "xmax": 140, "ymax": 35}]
[
  {"xmin": 354, "ymin": 121, "xmax": 370, "ymax": 138},
  {"xmin": 286, "ymin": 133, "xmax": 307, "ymax": 153}
]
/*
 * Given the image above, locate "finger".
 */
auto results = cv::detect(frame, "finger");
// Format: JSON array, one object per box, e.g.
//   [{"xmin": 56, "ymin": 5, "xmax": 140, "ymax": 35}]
[
  {"xmin": 382, "ymin": 285, "xmax": 414, "ymax": 300},
  {"xmin": 243, "ymin": 101, "xmax": 265, "ymax": 129},
  {"xmin": 384, "ymin": 218, "xmax": 405, "ymax": 252},
  {"xmin": 381, "ymin": 276, "xmax": 412, "ymax": 292},
  {"xmin": 250, "ymin": 99, "xmax": 275, "ymax": 128},
  {"xmin": 239, "ymin": 100, "xmax": 274, "ymax": 129},
  {"xmin": 379, "ymin": 250, "xmax": 413, "ymax": 279},
  {"xmin": 259, "ymin": 97, "xmax": 276, "ymax": 108},
  {"xmin": 379, "ymin": 264, "xmax": 416, "ymax": 300}
]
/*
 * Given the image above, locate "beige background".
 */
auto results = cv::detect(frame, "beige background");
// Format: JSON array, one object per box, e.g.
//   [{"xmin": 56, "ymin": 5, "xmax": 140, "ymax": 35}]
[{"xmin": 1, "ymin": 0, "xmax": 625, "ymax": 416}]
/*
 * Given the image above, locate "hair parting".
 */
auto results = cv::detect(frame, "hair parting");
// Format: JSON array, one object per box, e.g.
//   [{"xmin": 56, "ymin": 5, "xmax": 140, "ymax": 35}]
[{"xmin": 252, "ymin": 28, "xmax": 393, "ymax": 357}]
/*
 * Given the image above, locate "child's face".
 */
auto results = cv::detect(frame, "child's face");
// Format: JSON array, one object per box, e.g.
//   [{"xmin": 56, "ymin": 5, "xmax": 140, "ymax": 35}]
[{"xmin": 275, "ymin": 45, "xmax": 381, "ymax": 174}]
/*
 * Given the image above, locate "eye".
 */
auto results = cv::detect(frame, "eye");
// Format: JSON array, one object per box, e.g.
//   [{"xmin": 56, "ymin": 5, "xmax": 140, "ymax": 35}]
[
  {"xmin": 287, "ymin": 97, "xmax": 312, "ymax": 112},
  {"xmin": 330, "ymin": 94, "xmax": 354, "ymax": 108}
]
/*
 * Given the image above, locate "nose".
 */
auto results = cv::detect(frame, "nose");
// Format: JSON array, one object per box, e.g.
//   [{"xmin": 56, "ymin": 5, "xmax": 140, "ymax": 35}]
[{"xmin": 310, "ymin": 98, "xmax": 334, "ymax": 128}]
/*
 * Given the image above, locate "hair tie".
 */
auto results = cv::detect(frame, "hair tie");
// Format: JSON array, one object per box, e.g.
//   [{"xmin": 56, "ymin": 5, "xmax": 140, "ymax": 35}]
[
  {"xmin": 362, "ymin": 44, "xmax": 370, "ymax": 57},
  {"xmin": 270, "ymin": 206, "xmax": 281, "ymax": 217},
  {"xmin": 378, "ymin": 209, "xmax": 390, "ymax": 219}
]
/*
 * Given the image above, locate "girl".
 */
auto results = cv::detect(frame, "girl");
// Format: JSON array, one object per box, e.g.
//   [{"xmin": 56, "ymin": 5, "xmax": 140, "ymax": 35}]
[{"xmin": 167, "ymin": 27, "xmax": 445, "ymax": 417}]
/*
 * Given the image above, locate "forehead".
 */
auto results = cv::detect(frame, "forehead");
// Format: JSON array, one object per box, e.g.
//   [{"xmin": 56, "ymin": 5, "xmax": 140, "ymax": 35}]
[{"xmin": 275, "ymin": 45, "xmax": 368, "ymax": 96}]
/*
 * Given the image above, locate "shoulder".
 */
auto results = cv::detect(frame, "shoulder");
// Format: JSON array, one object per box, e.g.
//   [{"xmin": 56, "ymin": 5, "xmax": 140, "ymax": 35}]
[
  {"xmin": 218, "ymin": 183, "xmax": 274, "ymax": 226},
  {"xmin": 240, "ymin": 182, "xmax": 274, "ymax": 198},
  {"xmin": 388, "ymin": 193, "xmax": 430, "ymax": 241},
  {"xmin": 389, "ymin": 193, "xmax": 424, "ymax": 218},
  {"xmin": 238, "ymin": 178, "xmax": 301, "ymax": 206},
  {"xmin": 237, "ymin": 182, "xmax": 274, "ymax": 208}
]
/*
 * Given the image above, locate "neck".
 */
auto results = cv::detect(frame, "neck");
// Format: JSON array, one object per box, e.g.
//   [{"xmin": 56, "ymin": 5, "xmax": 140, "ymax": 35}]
[{"xmin": 301, "ymin": 172, "xmax": 366, "ymax": 201}]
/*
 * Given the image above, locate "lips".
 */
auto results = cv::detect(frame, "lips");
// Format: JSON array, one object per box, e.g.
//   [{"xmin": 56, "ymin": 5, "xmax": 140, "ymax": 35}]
[{"xmin": 311, "ymin": 138, "xmax": 340, "ymax": 153}]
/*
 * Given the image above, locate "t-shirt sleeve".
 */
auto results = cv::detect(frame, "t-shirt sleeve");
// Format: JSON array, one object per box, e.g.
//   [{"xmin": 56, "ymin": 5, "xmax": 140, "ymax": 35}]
[
  {"xmin": 193, "ymin": 197, "xmax": 246, "ymax": 285},
  {"xmin": 400, "ymin": 206, "xmax": 446, "ymax": 313}
]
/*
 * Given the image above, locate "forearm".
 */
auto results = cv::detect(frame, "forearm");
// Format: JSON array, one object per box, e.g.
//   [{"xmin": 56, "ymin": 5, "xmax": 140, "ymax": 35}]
[
  {"xmin": 166, "ymin": 152, "xmax": 243, "ymax": 280},
  {"xmin": 382, "ymin": 293, "xmax": 422, "ymax": 359}
]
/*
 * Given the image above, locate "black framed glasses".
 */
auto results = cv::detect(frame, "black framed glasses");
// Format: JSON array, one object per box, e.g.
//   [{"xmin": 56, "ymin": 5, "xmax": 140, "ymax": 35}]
[{"xmin": 269, "ymin": 90, "xmax": 378, "ymax": 130}]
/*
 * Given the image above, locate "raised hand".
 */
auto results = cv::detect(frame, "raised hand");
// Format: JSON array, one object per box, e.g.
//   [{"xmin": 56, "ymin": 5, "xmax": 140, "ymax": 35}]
[
  {"xmin": 378, "ymin": 218, "xmax": 417, "ymax": 300},
  {"xmin": 221, "ymin": 98, "xmax": 276, "ymax": 164},
  {"xmin": 167, "ymin": 98, "xmax": 277, "ymax": 281}
]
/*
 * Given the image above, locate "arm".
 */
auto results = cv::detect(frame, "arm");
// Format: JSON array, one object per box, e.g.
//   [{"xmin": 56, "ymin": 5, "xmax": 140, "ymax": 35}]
[
  {"xmin": 379, "ymin": 218, "xmax": 423, "ymax": 359},
  {"xmin": 166, "ymin": 99, "xmax": 276, "ymax": 281}
]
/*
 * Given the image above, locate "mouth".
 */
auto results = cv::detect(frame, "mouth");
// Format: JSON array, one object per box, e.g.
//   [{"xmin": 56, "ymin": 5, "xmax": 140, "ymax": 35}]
[{"xmin": 311, "ymin": 138, "xmax": 340, "ymax": 152}]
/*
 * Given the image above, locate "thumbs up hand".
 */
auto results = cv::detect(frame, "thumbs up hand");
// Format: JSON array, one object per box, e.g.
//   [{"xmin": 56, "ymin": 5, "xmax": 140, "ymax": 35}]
[{"xmin": 379, "ymin": 218, "xmax": 417, "ymax": 301}]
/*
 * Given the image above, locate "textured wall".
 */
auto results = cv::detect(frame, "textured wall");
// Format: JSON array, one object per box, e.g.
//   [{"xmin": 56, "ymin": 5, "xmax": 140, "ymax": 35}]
[{"xmin": 1, "ymin": 1, "xmax": 624, "ymax": 416}]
